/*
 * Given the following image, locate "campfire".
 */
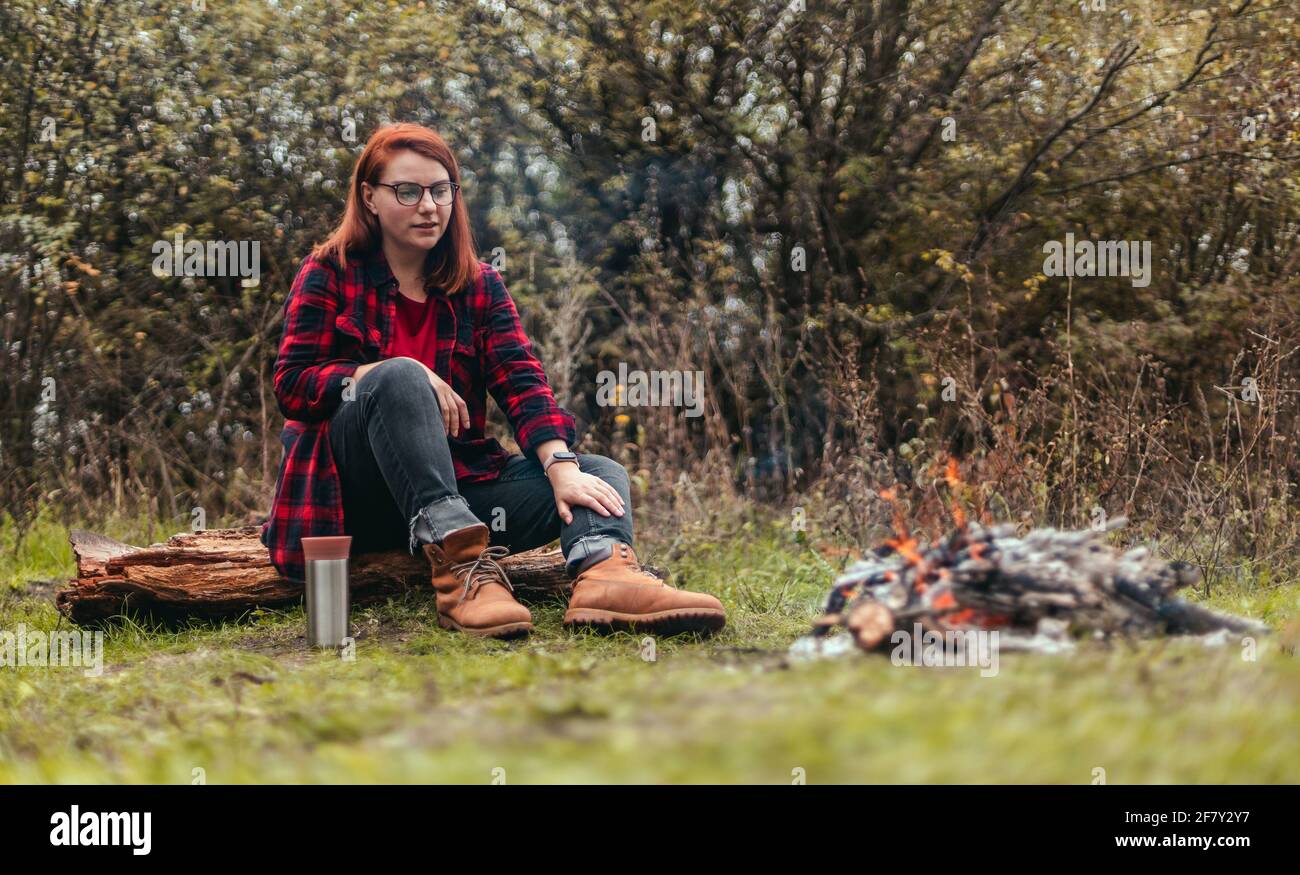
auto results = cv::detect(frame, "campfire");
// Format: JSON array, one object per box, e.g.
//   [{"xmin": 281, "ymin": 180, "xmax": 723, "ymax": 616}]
[{"xmin": 791, "ymin": 461, "xmax": 1268, "ymax": 659}]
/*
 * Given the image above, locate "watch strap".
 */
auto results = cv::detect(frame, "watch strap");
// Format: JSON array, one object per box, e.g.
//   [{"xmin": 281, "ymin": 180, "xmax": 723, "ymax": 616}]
[{"xmin": 543, "ymin": 452, "xmax": 578, "ymax": 474}]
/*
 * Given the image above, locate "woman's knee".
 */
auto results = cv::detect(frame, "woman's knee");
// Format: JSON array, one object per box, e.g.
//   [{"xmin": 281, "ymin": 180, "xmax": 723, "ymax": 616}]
[
  {"xmin": 361, "ymin": 358, "xmax": 442, "ymax": 414},
  {"xmin": 579, "ymin": 453, "xmax": 630, "ymax": 491},
  {"xmin": 364, "ymin": 357, "xmax": 429, "ymax": 396}
]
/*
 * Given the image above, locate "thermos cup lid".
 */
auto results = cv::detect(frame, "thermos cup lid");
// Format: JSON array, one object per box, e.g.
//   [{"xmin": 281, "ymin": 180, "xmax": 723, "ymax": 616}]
[{"xmin": 301, "ymin": 535, "xmax": 352, "ymax": 561}]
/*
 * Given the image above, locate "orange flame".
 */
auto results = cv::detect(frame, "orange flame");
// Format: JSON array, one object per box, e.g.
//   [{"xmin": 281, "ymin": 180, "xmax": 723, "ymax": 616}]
[
  {"xmin": 878, "ymin": 487, "xmax": 912, "ymax": 545},
  {"xmin": 870, "ymin": 463, "xmax": 1013, "ymax": 632},
  {"xmin": 944, "ymin": 457, "xmax": 961, "ymax": 490},
  {"xmin": 891, "ymin": 536, "xmax": 923, "ymax": 566},
  {"xmin": 944, "ymin": 456, "xmax": 967, "ymax": 530}
]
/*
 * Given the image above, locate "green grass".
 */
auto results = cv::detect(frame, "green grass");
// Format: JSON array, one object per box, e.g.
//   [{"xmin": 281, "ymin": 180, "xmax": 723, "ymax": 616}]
[{"xmin": 1, "ymin": 510, "xmax": 1298, "ymax": 784}]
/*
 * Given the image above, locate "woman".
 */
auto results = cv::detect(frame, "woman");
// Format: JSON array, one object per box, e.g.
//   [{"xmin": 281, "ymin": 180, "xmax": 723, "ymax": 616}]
[{"xmin": 261, "ymin": 123, "xmax": 725, "ymax": 639}]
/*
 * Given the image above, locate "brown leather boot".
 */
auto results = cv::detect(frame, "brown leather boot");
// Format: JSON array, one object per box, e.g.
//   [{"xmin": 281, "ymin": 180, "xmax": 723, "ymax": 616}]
[
  {"xmin": 563, "ymin": 541, "xmax": 726, "ymax": 636},
  {"xmin": 422, "ymin": 523, "xmax": 533, "ymax": 638}
]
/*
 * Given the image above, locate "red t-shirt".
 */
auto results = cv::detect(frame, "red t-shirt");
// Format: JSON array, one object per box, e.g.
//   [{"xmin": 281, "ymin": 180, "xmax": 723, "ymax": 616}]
[{"xmin": 390, "ymin": 290, "xmax": 441, "ymax": 368}]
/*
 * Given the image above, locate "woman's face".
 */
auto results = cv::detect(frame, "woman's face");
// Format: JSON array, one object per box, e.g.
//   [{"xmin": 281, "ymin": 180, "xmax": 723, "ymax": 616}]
[{"xmin": 362, "ymin": 150, "xmax": 454, "ymax": 254}]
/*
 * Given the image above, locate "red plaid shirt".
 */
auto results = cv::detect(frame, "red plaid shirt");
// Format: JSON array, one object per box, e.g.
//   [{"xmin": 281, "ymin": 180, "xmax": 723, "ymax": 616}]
[{"xmin": 261, "ymin": 248, "xmax": 578, "ymax": 582}]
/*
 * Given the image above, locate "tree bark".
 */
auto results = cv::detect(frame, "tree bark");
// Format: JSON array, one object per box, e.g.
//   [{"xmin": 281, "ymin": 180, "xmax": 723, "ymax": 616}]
[{"xmin": 55, "ymin": 526, "xmax": 574, "ymax": 625}]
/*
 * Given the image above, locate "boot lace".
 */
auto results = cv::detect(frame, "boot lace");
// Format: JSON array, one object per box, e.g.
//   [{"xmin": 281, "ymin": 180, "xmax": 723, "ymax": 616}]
[
  {"xmin": 450, "ymin": 545, "xmax": 514, "ymax": 604},
  {"xmin": 617, "ymin": 542, "xmax": 664, "ymax": 584}
]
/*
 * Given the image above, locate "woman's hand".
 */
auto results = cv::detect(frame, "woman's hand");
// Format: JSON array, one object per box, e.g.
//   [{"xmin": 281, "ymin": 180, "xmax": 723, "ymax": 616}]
[
  {"xmin": 354, "ymin": 358, "xmax": 470, "ymax": 436},
  {"xmin": 548, "ymin": 464, "xmax": 625, "ymax": 524}
]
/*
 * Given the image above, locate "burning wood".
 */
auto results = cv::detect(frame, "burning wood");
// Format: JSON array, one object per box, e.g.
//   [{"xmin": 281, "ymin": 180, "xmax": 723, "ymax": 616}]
[{"xmin": 792, "ymin": 464, "xmax": 1268, "ymax": 659}]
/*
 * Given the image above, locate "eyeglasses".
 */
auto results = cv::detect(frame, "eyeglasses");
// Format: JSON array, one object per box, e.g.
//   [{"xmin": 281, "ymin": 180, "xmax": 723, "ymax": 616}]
[{"xmin": 375, "ymin": 181, "xmax": 460, "ymax": 206}]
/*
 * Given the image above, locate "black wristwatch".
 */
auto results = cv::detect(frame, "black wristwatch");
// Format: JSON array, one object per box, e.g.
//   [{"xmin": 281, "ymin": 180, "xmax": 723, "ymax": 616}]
[{"xmin": 543, "ymin": 451, "xmax": 578, "ymax": 474}]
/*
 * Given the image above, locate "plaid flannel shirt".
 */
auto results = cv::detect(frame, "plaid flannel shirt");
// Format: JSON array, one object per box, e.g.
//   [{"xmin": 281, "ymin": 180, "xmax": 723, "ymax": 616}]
[{"xmin": 261, "ymin": 247, "xmax": 578, "ymax": 583}]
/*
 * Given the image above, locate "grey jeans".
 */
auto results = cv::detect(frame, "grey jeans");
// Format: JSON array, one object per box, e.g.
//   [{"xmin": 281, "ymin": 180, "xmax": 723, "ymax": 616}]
[{"xmin": 327, "ymin": 358, "xmax": 634, "ymax": 578}]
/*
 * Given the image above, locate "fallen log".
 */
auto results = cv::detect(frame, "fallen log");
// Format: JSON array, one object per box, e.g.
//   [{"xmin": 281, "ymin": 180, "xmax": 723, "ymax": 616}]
[{"xmin": 56, "ymin": 526, "xmax": 574, "ymax": 625}]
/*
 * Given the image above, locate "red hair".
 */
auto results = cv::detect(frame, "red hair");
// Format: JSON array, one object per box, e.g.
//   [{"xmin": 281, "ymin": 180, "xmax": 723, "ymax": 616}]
[{"xmin": 312, "ymin": 123, "xmax": 480, "ymax": 295}]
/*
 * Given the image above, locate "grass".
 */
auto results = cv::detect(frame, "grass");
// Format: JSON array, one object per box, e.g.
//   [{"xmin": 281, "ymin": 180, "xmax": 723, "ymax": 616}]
[{"xmin": 1, "ymin": 507, "xmax": 1298, "ymax": 784}]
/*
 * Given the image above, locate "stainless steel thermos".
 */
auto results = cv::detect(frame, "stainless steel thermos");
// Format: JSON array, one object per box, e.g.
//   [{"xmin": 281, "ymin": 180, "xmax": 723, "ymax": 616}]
[{"xmin": 301, "ymin": 535, "xmax": 352, "ymax": 648}]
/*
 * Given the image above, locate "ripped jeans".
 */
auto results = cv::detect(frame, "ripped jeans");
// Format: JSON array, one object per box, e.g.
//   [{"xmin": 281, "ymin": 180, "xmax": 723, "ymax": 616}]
[{"xmin": 326, "ymin": 358, "xmax": 634, "ymax": 579}]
